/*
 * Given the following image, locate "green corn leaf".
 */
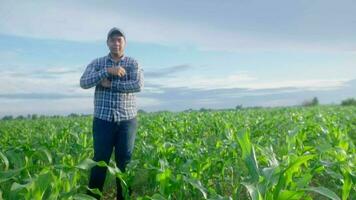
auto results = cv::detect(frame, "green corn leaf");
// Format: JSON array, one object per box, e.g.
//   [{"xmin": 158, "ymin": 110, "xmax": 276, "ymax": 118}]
[
  {"xmin": 0, "ymin": 151, "xmax": 9, "ymax": 170},
  {"xmin": 241, "ymin": 182, "xmax": 263, "ymax": 200},
  {"xmin": 303, "ymin": 187, "xmax": 341, "ymax": 200},
  {"xmin": 72, "ymin": 193, "xmax": 97, "ymax": 200},
  {"xmin": 10, "ymin": 182, "xmax": 31, "ymax": 191},
  {"xmin": 149, "ymin": 193, "xmax": 167, "ymax": 200},
  {"xmin": 184, "ymin": 176, "xmax": 208, "ymax": 199},
  {"xmin": 0, "ymin": 167, "xmax": 24, "ymax": 183},
  {"xmin": 342, "ymin": 172, "xmax": 351, "ymax": 200},
  {"xmin": 274, "ymin": 154, "xmax": 315, "ymax": 198},
  {"xmin": 32, "ymin": 172, "xmax": 53, "ymax": 198},
  {"xmin": 38, "ymin": 148, "xmax": 53, "ymax": 164},
  {"xmin": 86, "ymin": 187, "xmax": 102, "ymax": 197},
  {"xmin": 76, "ymin": 159, "xmax": 97, "ymax": 170},
  {"xmin": 277, "ymin": 190, "xmax": 304, "ymax": 200},
  {"xmin": 284, "ymin": 155, "xmax": 315, "ymax": 175},
  {"xmin": 236, "ymin": 129, "xmax": 260, "ymax": 182}
]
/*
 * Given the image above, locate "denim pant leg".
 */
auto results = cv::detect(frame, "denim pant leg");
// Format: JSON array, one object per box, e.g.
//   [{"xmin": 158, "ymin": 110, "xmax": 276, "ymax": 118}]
[
  {"xmin": 114, "ymin": 117, "xmax": 137, "ymax": 199},
  {"xmin": 88, "ymin": 118, "xmax": 116, "ymax": 198}
]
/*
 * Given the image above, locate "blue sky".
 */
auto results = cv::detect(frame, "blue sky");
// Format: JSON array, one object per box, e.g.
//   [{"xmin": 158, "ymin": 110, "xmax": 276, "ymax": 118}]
[{"xmin": 0, "ymin": 0, "xmax": 355, "ymax": 116}]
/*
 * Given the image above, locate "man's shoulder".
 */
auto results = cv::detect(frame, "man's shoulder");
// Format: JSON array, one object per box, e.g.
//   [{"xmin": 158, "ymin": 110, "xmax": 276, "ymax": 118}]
[
  {"xmin": 123, "ymin": 56, "xmax": 138, "ymax": 64},
  {"xmin": 122, "ymin": 56, "xmax": 140, "ymax": 69},
  {"xmin": 87, "ymin": 55, "xmax": 110, "ymax": 66},
  {"xmin": 91, "ymin": 55, "xmax": 109, "ymax": 64}
]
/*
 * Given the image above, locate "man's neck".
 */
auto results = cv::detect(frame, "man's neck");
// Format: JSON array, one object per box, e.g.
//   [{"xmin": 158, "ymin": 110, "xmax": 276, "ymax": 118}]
[{"xmin": 110, "ymin": 53, "xmax": 123, "ymax": 62}]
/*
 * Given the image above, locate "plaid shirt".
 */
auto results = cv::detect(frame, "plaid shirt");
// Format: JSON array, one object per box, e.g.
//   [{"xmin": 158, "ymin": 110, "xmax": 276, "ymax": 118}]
[{"xmin": 80, "ymin": 54, "xmax": 144, "ymax": 122}]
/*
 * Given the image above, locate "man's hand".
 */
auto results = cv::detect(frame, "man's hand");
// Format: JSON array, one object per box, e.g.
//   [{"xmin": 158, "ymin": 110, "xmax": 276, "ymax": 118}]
[
  {"xmin": 107, "ymin": 67, "xmax": 126, "ymax": 77},
  {"xmin": 100, "ymin": 78, "xmax": 111, "ymax": 88}
]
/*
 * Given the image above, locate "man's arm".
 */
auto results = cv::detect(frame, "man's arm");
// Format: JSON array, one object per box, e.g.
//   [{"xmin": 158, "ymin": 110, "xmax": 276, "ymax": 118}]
[
  {"xmin": 110, "ymin": 62, "xmax": 144, "ymax": 93},
  {"xmin": 80, "ymin": 60, "xmax": 110, "ymax": 89}
]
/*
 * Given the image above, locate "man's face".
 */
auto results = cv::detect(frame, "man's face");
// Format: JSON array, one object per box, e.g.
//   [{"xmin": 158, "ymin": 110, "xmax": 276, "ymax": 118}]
[{"xmin": 107, "ymin": 35, "xmax": 126, "ymax": 56}]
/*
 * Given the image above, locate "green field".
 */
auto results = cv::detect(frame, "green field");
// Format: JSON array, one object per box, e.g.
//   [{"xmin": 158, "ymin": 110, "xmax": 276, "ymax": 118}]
[{"xmin": 0, "ymin": 106, "xmax": 355, "ymax": 200}]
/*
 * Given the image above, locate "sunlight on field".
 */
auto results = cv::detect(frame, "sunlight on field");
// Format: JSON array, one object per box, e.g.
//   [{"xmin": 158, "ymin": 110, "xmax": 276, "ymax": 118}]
[{"xmin": 0, "ymin": 106, "xmax": 355, "ymax": 199}]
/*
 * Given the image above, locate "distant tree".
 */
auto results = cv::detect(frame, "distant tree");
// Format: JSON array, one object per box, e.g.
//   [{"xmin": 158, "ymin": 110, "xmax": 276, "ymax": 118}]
[
  {"xmin": 138, "ymin": 109, "xmax": 146, "ymax": 114},
  {"xmin": 341, "ymin": 98, "xmax": 356, "ymax": 106},
  {"xmin": 39, "ymin": 115, "xmax": 47, "ymax": 119},
  {"xmin": 199, "ymin": 108, "xmax": 212, "ymax": 112},
  {"xmin": 31, "ymin": 114, "xmax": 38, "ymax": 120},
  {"xmin": 312, "ymin": 97, "xmax": 319, "ymax": 105},
  {"xmin": 235, "ymin": 104, "xmax": 243, "ymax": 110},
  {"xmin": 16, "ymin": 115, "xmax": 25, "ymax": 120},
  {"xmin": 2, "ymin": 115, "xmax": 13, "ymax": 120},
  {"xmin": 183, "ymin": 108, "xmax": 194, "ymax": 112},
  {"xmin": 68, "ymin": 113, "xmax": 80, "ymax": 117},
  {"xmin": 302, "ymin": 97, "xmax": 319, "ymax": 107}
]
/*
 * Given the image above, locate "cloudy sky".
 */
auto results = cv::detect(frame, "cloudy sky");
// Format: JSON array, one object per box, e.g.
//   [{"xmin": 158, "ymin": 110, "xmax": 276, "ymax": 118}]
[{"xmin": 0, "ymin": 0, "xmax": 355, "ymax": 116}]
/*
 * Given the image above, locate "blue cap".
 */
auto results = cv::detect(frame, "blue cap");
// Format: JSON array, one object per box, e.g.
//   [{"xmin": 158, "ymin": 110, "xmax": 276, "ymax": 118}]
[{"xmin": 107, "ymin": 27, "xmax": 126, "ymax": 40}]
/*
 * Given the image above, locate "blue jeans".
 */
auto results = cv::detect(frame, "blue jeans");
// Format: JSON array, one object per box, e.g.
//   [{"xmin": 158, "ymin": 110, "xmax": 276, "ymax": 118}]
[{"xmin": 87, "ymin": 117, "xmax": 137, "ymax": 200}]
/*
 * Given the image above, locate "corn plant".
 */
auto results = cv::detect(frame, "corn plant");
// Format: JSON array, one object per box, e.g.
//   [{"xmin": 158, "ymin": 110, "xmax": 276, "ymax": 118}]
[{"xmin": 0, "ymin": 106, "xmax": 355, "ymax": 199}]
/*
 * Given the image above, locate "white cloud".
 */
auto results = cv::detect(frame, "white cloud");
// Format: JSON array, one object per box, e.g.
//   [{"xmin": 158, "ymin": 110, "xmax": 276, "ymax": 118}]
[
  {"xmin": 137, "ymin": 97, "xmax": 162, "ymax": 108},
  {"xmin": 143, "ymin": 87, "xmax": 165, "ymax": 94},
  {"xmin": 146, "ymin": 70, "xmax": 350, "ymax": 91},
  {"xmin": 0, "ymin": 98, "xmax": 93, "ymax": 116},
  {"xmin": 147, "ymin": 73, "xmax": 257, "ymax": 90},
  {"xmin": 258, "ymin": 99, "xmax": 298, "ymax": 107},
  {"xmin": 0, "ymin": 63, "xmax": 162, "ymax": 116},
  {"xmin": 1, "ymin": 1, "xmax": 355, "ymax": 116},
  {"xmin": 0, "ymin": 64, "xmax": 353, "ymax": 116},
  {"xmin": 243, "ymin": 79, "xmax": 348, "ymax": 90},
  {"xmin": 0, "ymin": 96, "xmax": 162, "ymax": 117},
  {"xmin": 0, "ymin": 1, "xmax": 355, "ymax": 52},
  {"xmin": 0, "ymin": 64, "xmax": 350, "ymax": 98},
  {"xmin": 0, "ymin": 66, "xmax": 86, "ymax": 95}
]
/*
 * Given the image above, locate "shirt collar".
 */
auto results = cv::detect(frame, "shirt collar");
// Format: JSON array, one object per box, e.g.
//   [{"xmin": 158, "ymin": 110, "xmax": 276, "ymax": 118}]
[{"xmin": 107, "ymin": 53, "xmax": 125, "ymax": 63}]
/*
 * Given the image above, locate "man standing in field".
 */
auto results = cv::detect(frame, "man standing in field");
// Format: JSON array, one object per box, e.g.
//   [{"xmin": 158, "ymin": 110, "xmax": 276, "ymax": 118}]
[{"xmin": 80, "ymin": 27, "xmax": 144, "ymax": 199}]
